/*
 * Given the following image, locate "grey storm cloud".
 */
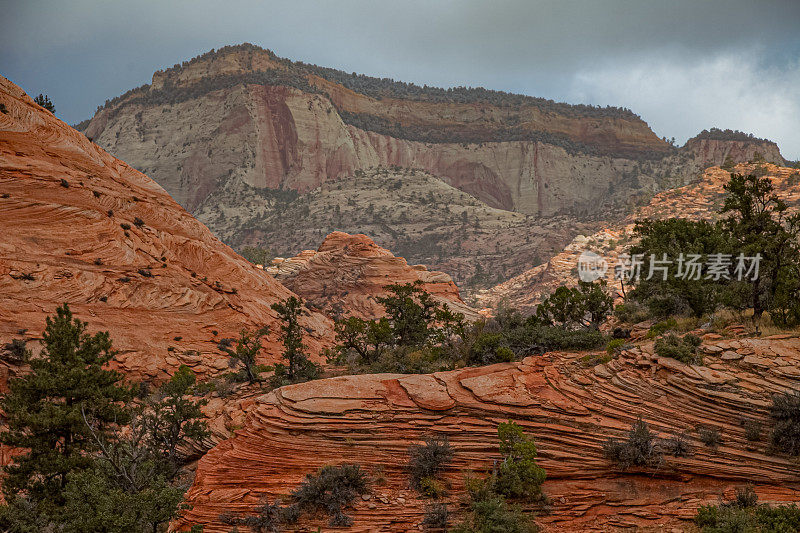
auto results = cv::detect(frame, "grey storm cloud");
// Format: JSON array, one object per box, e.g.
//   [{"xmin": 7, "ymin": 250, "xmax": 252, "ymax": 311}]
[{"xmin": 2, "ymin": 0, "xmax": 799, "ymax": 157}]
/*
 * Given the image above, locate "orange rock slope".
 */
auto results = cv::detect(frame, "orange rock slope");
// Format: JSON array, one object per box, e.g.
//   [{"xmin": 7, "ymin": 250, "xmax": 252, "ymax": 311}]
[
  {"xmin": 178, "ymin": 335, "xmax": 800, "ymax": 531},
  {"xmin": 267, "ymin": 231, "xmax": 479, "ymax": 321},
  {"xmin": 0, "ymin": 76, "xmax": 333, "ymax": 384},
  {"xmin": 477, "ymin": 163, "xmax": 800, "ymax": 313}
]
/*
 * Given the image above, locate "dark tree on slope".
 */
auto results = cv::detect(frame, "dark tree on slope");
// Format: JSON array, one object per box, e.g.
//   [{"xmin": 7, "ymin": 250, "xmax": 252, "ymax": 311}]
[
  {"xmin": 0, "ymin": 307, "xmax": 209, "ymax": 532},
  {"xmin": 0, "ymin": 304, "xmax": 132, "ymax": 522},
  {"xmin": 270, "ymin": 296, "xmax": 319, "ymax": 385},
  {"xmin": 33, "ymin": 94, "xmax": 55, "ymax": 113},
  {"xmin": 722, "ymin": 174, "xmax": 800, "ymax": 323}
]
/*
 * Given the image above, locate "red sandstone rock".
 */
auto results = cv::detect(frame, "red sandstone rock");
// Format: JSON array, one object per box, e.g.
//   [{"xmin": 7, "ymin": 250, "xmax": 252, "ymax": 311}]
[
  {"xmin": 177, "ymin": 336, "xmax": 800, "ymax": 531},
  {"xmin": 268, "ymin": 231, "xmax": 479, "ymax": 321},
  {"xmin": 0, "ymin": 76, "xmax": 334, "ymax": 385}
]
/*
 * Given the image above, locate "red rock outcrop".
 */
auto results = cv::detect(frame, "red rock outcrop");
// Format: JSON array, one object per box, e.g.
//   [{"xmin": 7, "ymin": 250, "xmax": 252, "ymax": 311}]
[
  {"xmin": 477, "ymin": 163, "xmax": 800, "ymax": 313},
  {"xmin": 0, "ymin": 76, "xmax": 333, "ymax": 384},
  {"xmin": 267, "ymin": 231, "xmax": 479, "ymax": 321},
  {"xmin": 177, "ymin": 335, "xmax": 800, "ymax": 531}
]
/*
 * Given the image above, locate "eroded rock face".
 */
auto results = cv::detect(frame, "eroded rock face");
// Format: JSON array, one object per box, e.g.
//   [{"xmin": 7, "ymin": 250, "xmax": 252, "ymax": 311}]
[
  {"xmin": 82, "ymin": 45, "xmax": 675, "ymax": 217},
  {"xmin": 267, "ymin": 231, "xmax": 479, "ymax": 321},
  {"xmin": 0, "ymin": 76, "xmax": 333, "ymax": 384},
  {"xmin": 477, "ymin": 163, "xmax": 800, "ymax": 313},
  {"xmin": 177, "ymin": 336, "xmax": 800, "ymax": 531}
]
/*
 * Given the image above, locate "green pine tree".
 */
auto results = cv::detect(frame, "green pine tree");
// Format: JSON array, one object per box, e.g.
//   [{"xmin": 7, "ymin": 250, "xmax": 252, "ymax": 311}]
[
  {"xmin": 0, "ymin": 304, "xmax": 132, "ymax": 518},
  {"xmin": 270, "ymin": 296, "xmax": 319, "ymax": 385}
]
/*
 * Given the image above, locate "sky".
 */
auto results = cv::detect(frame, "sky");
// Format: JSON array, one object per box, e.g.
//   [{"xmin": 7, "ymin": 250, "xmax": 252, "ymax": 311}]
[{"xmin": 2, "ymin": 0, "xmax": 799, "ymax": 159}]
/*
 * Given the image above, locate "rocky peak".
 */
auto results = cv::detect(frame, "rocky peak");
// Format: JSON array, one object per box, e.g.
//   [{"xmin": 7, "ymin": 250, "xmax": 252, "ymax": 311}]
[{"xmin": 683, "ymin": 128, "xmax": 785, "ymax": 167}]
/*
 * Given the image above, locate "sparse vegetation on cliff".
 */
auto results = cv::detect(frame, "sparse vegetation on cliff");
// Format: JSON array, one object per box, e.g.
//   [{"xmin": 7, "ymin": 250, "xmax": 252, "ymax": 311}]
[
  {"xmin": 0, "ymin": 305, "xmax": 208, "ymax": 532},
  {"xmin": 452, "ymin": 421, "xmax": 545, "ymax": 532},
  {"xmin": 695, "ymin": 487, "xmax": 800, "ymax": 532},
  {"xmin": 408, "ymin": 435, "xmax": 453, "ymax": 497},
  {"xmin": 93, "ymin": 43, "xmax": 640, "ymax": 120},
  {"xmin": 33, "ymin": 93, "xmax": 55, "ymax": 113},
  {"xmin": 692, "ymin": 128, "xmax": 773, "ymax": 144}
]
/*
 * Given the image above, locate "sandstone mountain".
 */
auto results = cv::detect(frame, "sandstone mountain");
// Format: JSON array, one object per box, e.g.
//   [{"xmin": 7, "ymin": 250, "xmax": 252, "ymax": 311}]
[
  {"xmin": 267, "ymin": 231, "xmax": 479, "ymax": 321},
  {"xmin": 78, "ymin": 44, "xmax": 785, "ymax": 288},
  {"xmin": 0, "ymin": 75, "xmax": 333, "ymax": 386},
  {"xmin": 477, "ymin": 163, "xmax": 800, "ymax": 312},
  {"xmin": 178, "ymin": 335, "xmax": 800, "ymax": 531}
]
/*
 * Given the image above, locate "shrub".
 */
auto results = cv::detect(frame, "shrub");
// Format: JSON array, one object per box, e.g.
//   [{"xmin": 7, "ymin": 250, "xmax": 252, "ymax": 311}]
[
  {"xmin": 735, "ymin": 485, "xmax": 758, "ymax": 508},
  {"xmin": 493, "ymin": 421, "xmax": 546, "ymax": 501},
  {"xmin": 451, "ymin": 497, "xmax": 538, "ymax": 533},
  {"xmin": 59, "ymin": 178, "xmax": 69, "ymax": 188},
  {"xmin": 695, "ymin": 500, "xmax": 800, "ymax": 532},
  {"xmin": 408, "ymin": 436, "xmax": 453, "ymax": 494},
  {"xmin": 3, "ymin": 339, "xmax": 28, "ymax": 362},
  {"xmin": 422, "ymin": 503, "xmax": 448, "ymax": 531},
  {"xmin": 518, "ymin": 324, "xmax": 606, "ymax": 354},
  {"xmin": 611, "ymin": 327, "xmax": 631, "ymax": 339},
  {"xmin": 647, "ymin": 318, "xmax": 678, "ymax": 338},
  {"xmin": 418, "ymin": 477, "xmax": 446, "ymax": 498},
  {"xmin": 663, "ymin": 432, "xmax": 692, "ymax": 458},
  {"xmin": 654, "ymin": 333, "xmax": 702, "ymax": 365},
  {"xmin": 34, "ymin": 94, "xmax": 55, "ymax": 113},
  {"xmin": 603, "ymin": 418, "xmax": 661, "ymax": 469},
  {"xmin": 137, "ymin": 268, "xmax": 152, "ymax": 278},
  {"xmin": 133, "ymin": 217, "xmax": 145, "ymax": 228},
  {"xmin": 291, "ymin": 464, "xmax": 370, "ymax": 527},
  {"xmin": 120, "ymin": 223, "xmax": 131, "ymax": 231},
  {"xmin": 698, "ymin": 426, "xmax": 722, "ymax": 448},
  {"xmin": 770, "ymin": 391, "xmax": 800, "ymax": 456},
  {"xmin": 605, "ymin": 338, "xmax": 626, "ymax": 355},
  {"xmin": 742, "ymin": 419, "xmax": 762, "ymax": 442},
  {"xmin": 614, "ymin": 301, "xmax": 649, "ymax": 324},
  {"xmin": 467, "ymin": 333, "xmax": 516, "ymax": 366},
  {"xmin": 220, "ymin": 497, "xmax": 289, "ymax": 532}
]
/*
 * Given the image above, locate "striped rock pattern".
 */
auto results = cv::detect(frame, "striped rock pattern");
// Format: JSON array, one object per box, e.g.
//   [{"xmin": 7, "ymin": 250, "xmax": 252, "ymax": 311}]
[
  {"xmin": 0, "ymin": 76, "xmax": 333, "ymax": 385},
  {"xmin": 178, "ymin": 334, "xmax": 800, "ymax": 531},
  {"xmin": 268, "ymin": 231, "xmax": 479, "ymax": 321}
]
